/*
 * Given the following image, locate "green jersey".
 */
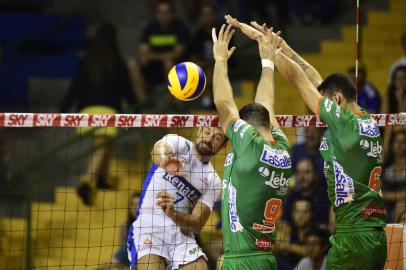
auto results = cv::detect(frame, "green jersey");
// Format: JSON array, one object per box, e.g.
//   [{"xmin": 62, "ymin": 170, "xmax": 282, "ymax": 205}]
[
  {"xmin": 222, "ymin": 119, "xmax": 293, "ymax": 254},
  {"xmin": 318, "ymin": 97, "xmax": 386, "ymax": 229}
]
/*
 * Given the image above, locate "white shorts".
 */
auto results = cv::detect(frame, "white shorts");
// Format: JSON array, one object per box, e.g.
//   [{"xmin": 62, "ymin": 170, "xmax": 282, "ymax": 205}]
[{"xmin": 128, "ymin": 213, "xmax": 207, "ymax": 270}]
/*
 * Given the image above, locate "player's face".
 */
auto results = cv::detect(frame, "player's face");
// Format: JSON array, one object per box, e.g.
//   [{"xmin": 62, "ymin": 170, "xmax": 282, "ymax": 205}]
[
  {"xmin": 195, "ymin": 127, "xmax": 226, "ymax": 156},
  {"xmin": 292, "ymin": 200, "xmax": 312, "ymax": 228}
]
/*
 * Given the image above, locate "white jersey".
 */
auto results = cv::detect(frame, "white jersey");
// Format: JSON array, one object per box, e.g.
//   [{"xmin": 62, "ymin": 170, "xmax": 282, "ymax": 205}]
[{"xmin": 138, "ymin": 134, "xmax": 222, "ymax": 217}]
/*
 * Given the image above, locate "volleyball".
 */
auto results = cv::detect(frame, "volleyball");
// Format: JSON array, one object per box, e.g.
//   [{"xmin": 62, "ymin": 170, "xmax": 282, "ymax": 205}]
[{"xmin": 167, "ymin": 62, "xmax": 206, "ymax": 101}]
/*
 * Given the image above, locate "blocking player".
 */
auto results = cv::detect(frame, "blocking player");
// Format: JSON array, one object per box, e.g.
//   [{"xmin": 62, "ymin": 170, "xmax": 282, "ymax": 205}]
[
  {"xmin": 212, "ymin": 24, "xmax": 293, "ymax": 269},
  {"xmin": 127, "ymin": 128, "xmax": 226, "ymax": 270},
  {"xmin": 248, "ymin": 23, "xmax": 387, "ymax": 269}
]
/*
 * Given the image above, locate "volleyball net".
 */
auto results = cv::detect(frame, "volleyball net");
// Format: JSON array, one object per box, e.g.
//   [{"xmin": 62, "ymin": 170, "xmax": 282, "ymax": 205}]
[{"xmin": 0, "ymin": 112, "xmax": 405, "ymax": 270}]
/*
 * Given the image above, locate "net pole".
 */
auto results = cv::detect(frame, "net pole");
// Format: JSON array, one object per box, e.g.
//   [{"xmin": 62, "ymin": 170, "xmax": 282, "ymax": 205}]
[{"xmin": 355, "ymin": 0, "xmax": 361, "ymax": 91}]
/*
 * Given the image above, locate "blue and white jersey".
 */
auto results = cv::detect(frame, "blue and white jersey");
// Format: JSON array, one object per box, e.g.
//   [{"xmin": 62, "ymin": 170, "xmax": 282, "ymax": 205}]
[{"xmin": 137, "ymin": 135, "xmax": 222, "ymax": 219}]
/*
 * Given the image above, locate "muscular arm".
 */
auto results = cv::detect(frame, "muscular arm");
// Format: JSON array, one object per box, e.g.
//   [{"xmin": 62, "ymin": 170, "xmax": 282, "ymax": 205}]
[
  {"xmin": 255, "ymin": 65, "xmax": 279, "ymax": 127},
  {"xmin": 213, "ymin": 59, "xmax": 239, "ymax": 131},
  {"xmin": 279, "ymin": 40, "xmax": 323, "ymax": 88},
  {"xmin": 212, "ymin": 25, "xmax": 239, "ymax": 132},
  {"xmin": 157, "ymin": 191, "xmax": 212, "ymax": 234},
  {"xmin": 168, "ymin": 202, "xmax": 211, "ymax": 234},
  {"xmin": 275, "ymin": 51, "xmax": 322, "ymax": 115}
]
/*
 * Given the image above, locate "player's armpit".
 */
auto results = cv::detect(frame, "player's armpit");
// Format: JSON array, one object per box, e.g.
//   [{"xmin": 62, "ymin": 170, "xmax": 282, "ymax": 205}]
[{"xmin": 214, "ymin": 98, "xmax": 239, "ymax": 134}]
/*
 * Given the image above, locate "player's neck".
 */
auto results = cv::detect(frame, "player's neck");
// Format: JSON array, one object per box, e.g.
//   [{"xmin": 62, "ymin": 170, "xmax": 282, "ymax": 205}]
[
  {"xmin": 257, "ymin": 127, "xmax": 275, "ymax": 144},
  {"xmin": 193, "ymin": 146, "xmax": 211, "ymax": 164},
  {"xmin": 345, "ymin": 102, "xmax": 362, "ymax": 114}
]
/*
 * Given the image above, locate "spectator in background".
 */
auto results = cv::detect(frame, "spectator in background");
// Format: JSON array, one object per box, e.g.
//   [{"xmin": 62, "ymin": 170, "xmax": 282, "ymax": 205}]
[
  {"xmin": 284, "ymin": 158, "xmax": 329, "ymax": 226},
  {"xmin": 292, "ymin": 127, "xmax": 325, "ymax": 181},
  {"xmin": 397, "ymin": 211, "xmax": 406, "ymax": 224},
  {"xmin": 138, "ymin": 0, "xmax": 189, "ymax": 88},
  {"xmin": 294, "ymin": 227, "xmax": 329, "ymax": 270},
  {"xmin": 277, "ymin": 199, "xmax": 315, "ymax": 270},
  {"xmin": 383, "ymin": 129, "xmax": 406, "ymax": 222},
  {"xmin": 348, "ymin": 64, "xmax": 381, "ymax": 114},
  {"xmin": 60, "ymin": 24, "xmax": 138, "ymax": 205},
  {"xmin": 109, "ymin": 193, "xmax": 139, "ymax": 269},
  {"xmin": 383, "ymin": 65, "xmax": 406, "ymax": 113},
  {"xmin": 389, "ymin": 33, "xmax": 406, "ymax": 83}
]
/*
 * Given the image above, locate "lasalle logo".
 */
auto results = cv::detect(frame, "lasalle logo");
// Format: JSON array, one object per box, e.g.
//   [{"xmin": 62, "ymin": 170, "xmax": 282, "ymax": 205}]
[
  {"xmin": 228, "ymin": 182, "xmax": 243, "ymax": 232},
  {"xmin": 358, "ymin": 119, "xmax": 380, "ymax": 138},
  {"xmin": 333, "ymin": 157, "xmax": 354, "ymax": 207},
  {"xmin": 260, "ymin": 145, "xmax": 291, "ymax": 169}
]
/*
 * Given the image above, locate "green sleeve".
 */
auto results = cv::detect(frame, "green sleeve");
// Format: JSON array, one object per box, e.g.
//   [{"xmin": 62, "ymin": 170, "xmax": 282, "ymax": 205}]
[
  {"xmin": 319, "ymin": 97, "xmax": 353, "ymax": 135},
  {"xmin": 226, "ymin": 119, "xmax": 258, "ymax": 156}
]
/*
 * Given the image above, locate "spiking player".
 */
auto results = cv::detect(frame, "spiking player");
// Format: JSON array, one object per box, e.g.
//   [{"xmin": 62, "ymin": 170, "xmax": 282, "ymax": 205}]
[
  {"xmin": 212, "ymin": 24, "xmax": 293, "ymax": 269},
  {"xmin": 127, "ymin": 128, "xmax": 226, "ymax": 270},
  {"xmin": 246, "ymin": 22, "xmax": 387, "ymax": 270}
]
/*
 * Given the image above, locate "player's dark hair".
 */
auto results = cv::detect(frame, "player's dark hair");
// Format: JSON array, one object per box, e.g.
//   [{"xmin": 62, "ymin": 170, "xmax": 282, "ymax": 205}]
[
  {"xmin": 239, "ymin": 103, "xmax": 271, "ymax": 129},
  {"xmin": 317, "ymin": 73, "xmax": 357, "ymax": 102}
]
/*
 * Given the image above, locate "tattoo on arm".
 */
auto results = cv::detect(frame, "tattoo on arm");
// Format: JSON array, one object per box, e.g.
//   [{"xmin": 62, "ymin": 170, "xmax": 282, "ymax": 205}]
[{"xmin": 292, "ymin": 54, "xmax": 309, "ymax": 71}]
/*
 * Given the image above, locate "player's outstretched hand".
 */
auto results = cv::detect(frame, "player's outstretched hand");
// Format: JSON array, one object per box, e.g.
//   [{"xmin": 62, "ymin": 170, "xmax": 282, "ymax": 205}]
[
  {"xmin": 225, "ymin": 15, "xmax": 263, "ymax": 41},
  {"xmin": 212, "ymin": 24, "xmax": 236, "ymax": 62},
  {"xmin": 156, "ymin": 191, "xmax": 175, "ymax": 218},
  {"xmin": 253, "ymin": 23, "xmax": 283, "ymax": 60}
]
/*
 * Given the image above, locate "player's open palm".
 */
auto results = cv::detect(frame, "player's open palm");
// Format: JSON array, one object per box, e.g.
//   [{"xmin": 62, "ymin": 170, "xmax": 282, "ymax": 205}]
[{"xmin": 212, "ymin": 24, "xmax": 236, "ymax": 62}]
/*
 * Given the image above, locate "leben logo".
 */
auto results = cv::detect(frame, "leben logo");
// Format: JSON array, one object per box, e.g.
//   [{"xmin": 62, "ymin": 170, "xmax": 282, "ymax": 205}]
[{"xmin": 265, "ymin": 172, "xmax": 289, "ymax": 189}]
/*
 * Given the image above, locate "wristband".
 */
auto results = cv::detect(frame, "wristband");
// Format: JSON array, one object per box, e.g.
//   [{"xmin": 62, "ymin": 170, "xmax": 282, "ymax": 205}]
[{"xmin": 261, "ymin": 59, "xmax": 274, "ymax": 70}]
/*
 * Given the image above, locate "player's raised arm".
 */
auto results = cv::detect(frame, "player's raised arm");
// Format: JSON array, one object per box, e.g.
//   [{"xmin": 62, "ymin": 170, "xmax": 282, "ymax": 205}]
[
  {"xmin": 212, "ymin": 24, "xmax": 239, "ymax": 132},
  {"xmin": 226, "ymin": 15, "xmax": 323, "ymax": 88},
  {"xmin": 253, "ymin": 24, "xmax": 282, "ymax": 127},
  {"xmin": 274, "ymin": 48, "xmax": 322, "ymax": 115},
  {"xmin": 250, "ymin": 21, "xmax": 323, "ymax": 88}
]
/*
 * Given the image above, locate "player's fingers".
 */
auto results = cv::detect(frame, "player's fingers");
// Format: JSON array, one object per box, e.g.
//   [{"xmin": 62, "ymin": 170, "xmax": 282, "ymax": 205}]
[
  {"xmin": 211, "ymin": 27, "xmax": 217, "ymax": 42},
  {"xmin": 219, "ymin": 24, "xmax": 226, "ymax": 40},
  {"xmin": 224, "ymin": 24, "xmax": 233, "ymax": 38},
  {"xmin": 224, "ymin": 15, "xmax": 236, "ymax": 26},
  {"xmin": 276, "ymin": 47, "xmax": 283, "ymax": 55},
  {"xmin": 250, "ymin": 21, "xmax": 266, "ymax": 34},
  {"xmin": 228, "ymin": 46, "xmax": 236, "ymax": 57},
  {"xmin": 226, "ymin": 29, "xmax": 235, "ymax": 43}
]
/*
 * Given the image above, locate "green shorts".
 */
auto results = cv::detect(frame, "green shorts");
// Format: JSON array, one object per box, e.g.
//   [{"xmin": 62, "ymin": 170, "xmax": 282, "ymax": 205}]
[
  {"xmin": 327, "ymin": 227, "xmax": 387, "ymax": 270},
  {"xmin": 220, "ymin": 251, "xmax": 277, "ymax": 270}
]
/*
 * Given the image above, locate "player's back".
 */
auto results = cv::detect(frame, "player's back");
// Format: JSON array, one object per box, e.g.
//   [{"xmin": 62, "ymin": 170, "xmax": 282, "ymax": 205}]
[
  {"xmin": 222, "ymin": 119, "xmax": 293, "ymax": 254},
  {"xmin": 318, "ymin": 97, "xmax": 386, "ymax": 229}
]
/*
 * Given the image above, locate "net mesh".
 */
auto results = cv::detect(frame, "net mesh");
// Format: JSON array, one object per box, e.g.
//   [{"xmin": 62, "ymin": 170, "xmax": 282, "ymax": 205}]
[{"xmin": 0, "ymin": 113, "xmax": 405, "ymax": 270}]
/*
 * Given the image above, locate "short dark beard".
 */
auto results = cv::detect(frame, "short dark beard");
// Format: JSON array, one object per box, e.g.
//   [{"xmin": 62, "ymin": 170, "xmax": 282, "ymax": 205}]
[{"xmin": 195, "ymin": 141, "xmax": 213, "ymax": 156}]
